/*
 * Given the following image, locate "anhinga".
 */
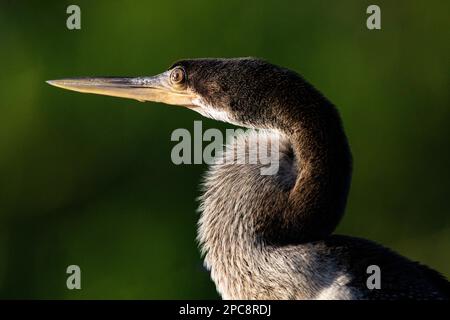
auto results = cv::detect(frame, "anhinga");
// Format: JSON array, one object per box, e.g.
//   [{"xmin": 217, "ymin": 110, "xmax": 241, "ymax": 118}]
[{"xmin": 47, "ymin": 58, "xmax": 449, "ymax": 300}]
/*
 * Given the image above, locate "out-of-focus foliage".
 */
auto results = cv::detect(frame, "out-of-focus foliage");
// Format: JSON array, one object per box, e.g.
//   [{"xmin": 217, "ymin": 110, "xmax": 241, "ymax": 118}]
[{"xmin": 0, "ymin": 0, "xmax": 448, "ymax": 298}]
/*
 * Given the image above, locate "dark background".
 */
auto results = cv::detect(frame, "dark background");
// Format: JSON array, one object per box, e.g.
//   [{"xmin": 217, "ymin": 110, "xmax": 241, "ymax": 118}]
[{"xmin": 0, "ymin": 0, "xmax": 448, "ymax": 299}]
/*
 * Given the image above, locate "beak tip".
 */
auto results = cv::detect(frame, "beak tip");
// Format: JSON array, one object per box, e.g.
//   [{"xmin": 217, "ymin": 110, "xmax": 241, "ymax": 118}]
[
  {"xmin": 46, "ymin": 80, "xmax": 58, "ymax": 87},
  {"xmin": 46, "ymin": 79, "xmax": 69, "ymax": 90}
]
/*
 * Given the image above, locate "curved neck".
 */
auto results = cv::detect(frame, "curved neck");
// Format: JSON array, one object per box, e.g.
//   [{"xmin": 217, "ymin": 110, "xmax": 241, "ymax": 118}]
[
  {"xmin": 197, "ymin": 95, "xmax": 352, "ymax": 298},
  {"xmin": 197, "ymin": 74, "xmax": 352, "ymax": 298},
  {"xmin": 261, "ymin": 98, "xmax": 352, "ymax": 244}
]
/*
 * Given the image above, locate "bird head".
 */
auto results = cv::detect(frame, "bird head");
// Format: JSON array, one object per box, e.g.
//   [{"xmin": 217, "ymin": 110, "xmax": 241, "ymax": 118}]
[{"xmin": 47, "ymin": 58, "xmax": 304, "ymax": 129}]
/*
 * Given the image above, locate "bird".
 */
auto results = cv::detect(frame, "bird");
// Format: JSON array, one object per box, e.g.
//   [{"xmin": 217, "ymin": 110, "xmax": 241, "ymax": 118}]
[{"xmin": 47, "ymin": 57, "xmax": 449, "ymax": 300}]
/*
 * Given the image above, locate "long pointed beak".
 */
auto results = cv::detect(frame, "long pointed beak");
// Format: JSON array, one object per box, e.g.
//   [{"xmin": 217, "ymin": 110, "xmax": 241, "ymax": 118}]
[{"xmin": 46, "ymin": 71, "xmax": 196, "ymax": 106}]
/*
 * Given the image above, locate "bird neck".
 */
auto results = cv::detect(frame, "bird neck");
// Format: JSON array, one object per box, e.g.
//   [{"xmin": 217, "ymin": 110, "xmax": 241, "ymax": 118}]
[
  {"xmin": 199, "ymin": 98, "xmax": 352, "ymax": 244},
  {"xmin": 197, "ymin": 90, "xmax": 352, "ymax": 298},
  {"xmin": 263, "ymin": 98, "xmax": 353, "ymax": 243}
]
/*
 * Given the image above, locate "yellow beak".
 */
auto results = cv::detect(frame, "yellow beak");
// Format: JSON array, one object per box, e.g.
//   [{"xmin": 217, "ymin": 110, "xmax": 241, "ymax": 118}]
[{"xmin": 46, "ymin": 71, "xmax": 196, "ymax": 107}]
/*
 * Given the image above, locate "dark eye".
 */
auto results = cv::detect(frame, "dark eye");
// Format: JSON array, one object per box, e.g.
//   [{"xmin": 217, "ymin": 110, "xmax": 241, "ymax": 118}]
[{"xmin": 170, "ymin": 67, "xmax": 186, "ymax": 85}]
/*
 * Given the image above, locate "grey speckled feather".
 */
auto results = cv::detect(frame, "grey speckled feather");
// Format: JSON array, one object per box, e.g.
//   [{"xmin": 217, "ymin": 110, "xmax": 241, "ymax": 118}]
[{"xmin": 198, "ymin": 130, "xmax": 449, "ymax": 300}]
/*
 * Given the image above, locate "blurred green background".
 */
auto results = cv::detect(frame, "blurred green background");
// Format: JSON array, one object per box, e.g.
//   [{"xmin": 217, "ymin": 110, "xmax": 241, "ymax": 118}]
[{"xmin": 0, "ymin": 0, "xmax": 449, "ymax": 299}]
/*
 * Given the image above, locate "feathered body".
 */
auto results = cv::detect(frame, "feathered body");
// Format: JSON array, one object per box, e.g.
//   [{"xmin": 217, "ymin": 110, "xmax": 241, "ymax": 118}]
[{"xmin": 198, "ymin": 131, "xmax": 449, "ymax": 300}]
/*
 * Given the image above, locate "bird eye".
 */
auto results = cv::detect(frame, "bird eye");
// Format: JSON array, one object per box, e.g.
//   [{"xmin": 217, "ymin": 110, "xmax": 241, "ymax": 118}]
[{"xmin": 170, "ymin": 67, "xmax": 186, "ymax": 85}]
